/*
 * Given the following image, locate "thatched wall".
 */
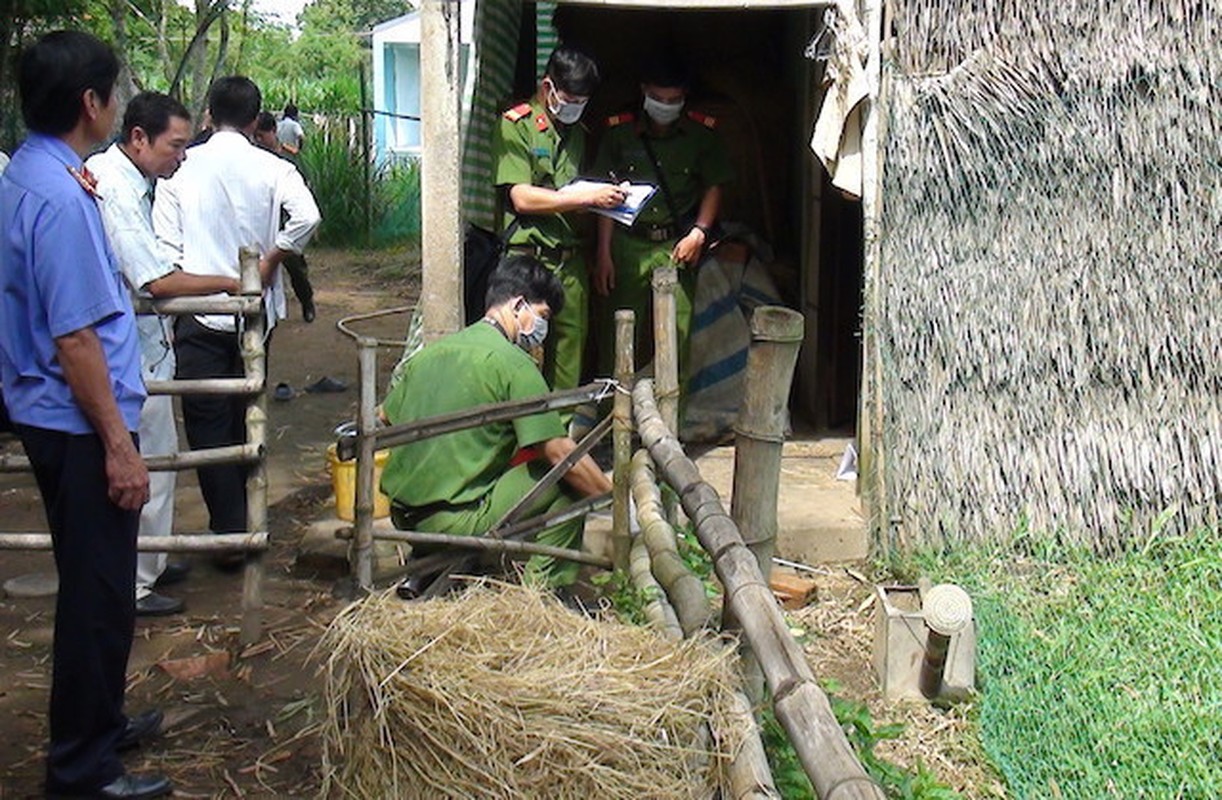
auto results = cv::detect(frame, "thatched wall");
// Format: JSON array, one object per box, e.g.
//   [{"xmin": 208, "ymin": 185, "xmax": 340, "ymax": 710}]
[{"xmin": 875, "ymin": 2, "xmax": 1222, "ymax": 548}]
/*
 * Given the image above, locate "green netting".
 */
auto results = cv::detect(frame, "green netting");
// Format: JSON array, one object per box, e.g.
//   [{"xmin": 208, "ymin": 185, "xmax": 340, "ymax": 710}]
[{"xmin": 876, "ymin": 1, "xmax": 1222, "ymax": 548}]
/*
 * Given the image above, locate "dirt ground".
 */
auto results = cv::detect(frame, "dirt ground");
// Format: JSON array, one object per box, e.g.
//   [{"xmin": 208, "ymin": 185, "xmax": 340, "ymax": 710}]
[{"xmin": 0, "ymin": 249, "xmax": 994, "ymax": 798}]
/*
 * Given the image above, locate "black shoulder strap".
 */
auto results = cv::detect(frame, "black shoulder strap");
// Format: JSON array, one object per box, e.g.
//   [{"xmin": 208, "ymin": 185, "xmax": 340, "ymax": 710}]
[{"xmin": 638, "ymin": 133, "xmax": 681, "ymax": 224}]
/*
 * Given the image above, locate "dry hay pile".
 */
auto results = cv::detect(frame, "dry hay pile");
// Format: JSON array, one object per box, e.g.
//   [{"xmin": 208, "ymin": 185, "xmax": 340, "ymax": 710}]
[
  {"xmin": 318, "ymin": 582, "xmax": 743, "ymax": 799},
  {"xmin": 872, "ymin": 0, "xmax": 1222, "ymax": 549}
]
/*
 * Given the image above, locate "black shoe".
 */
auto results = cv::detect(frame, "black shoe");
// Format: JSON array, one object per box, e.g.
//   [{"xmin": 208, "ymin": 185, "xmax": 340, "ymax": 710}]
[
  {"xmin": 154, "ymin": 559, "xmax": 191, "ymax": 587},
  {"xmin": 302, "ymin": 302, "xmax": 316, "ymax": 323},
  {"xmin": 97, "ymin": 773, "xmax": 173, "ymax": 799},
  {"xmin": 134, "ymin": 592, "xmax": 184, "ymax": 617},
  {"xmin": 304, "ymin": 376, "xmax": 348, "ymax": 394},
  {"xmin": 273, "ymin": 381, "xmax": 294, "ymax": 401},
  {"xmin": 117, "ymin": 709, "xmax": 163, "ymax": 751}
]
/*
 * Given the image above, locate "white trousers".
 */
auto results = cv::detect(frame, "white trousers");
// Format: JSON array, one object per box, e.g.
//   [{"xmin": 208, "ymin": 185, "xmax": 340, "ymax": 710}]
[{"xmin": 135, "ymin": 393, "xmax": 178, "ymax": 599}]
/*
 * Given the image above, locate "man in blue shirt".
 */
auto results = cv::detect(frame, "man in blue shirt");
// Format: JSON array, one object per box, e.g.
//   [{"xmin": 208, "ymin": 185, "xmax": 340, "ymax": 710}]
[{"xmin": 0, "ymin": 31, "xmax": 170, "ymax": 800}]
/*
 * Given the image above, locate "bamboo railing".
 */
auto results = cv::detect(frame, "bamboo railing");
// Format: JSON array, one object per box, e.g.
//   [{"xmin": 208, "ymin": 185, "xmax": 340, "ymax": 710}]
[
  {"xmin": 633, "ymin": 378, "xmax": 885, "ymax": 800},
  {"xmin": 0, "ymin": 249, "xmax": 272, "ymax": 644}
]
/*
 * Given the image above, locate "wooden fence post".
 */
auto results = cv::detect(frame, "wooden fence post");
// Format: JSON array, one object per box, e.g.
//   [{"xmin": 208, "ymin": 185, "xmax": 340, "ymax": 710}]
[
  {"xmin": 239, "ymin": 248, "xmax": 267, "ymax": 645},
  {"xmin": 612, "ymin": 310, "xmax": 635, "ymax": 572},
  {"xmin": 732, "ymin": 307, "xmax": 805, "ymax": 579},
  {"xmin": 353, "ymin": 336, "xmax": 379, "ymax": 590}
]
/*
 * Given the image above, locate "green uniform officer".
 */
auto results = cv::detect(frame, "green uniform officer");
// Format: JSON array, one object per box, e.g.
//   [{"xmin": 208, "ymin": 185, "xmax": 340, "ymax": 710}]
[
  {"xmin": 380, "ymin": 255, "xmax": 612, "ymax": 590},
  {"xmin": 593, "ymin": 57, "xmax": 733, "ymax": 386},
  {"xmin": 492, "ymin": 46, "xmax": 627, "ymax": 394}
]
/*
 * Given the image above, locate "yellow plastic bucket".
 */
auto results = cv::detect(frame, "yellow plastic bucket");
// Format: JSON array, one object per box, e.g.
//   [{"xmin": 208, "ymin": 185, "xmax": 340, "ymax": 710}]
[{"xmin": 327, "ymin": 444, "xmax": 391, "ymax": 521}]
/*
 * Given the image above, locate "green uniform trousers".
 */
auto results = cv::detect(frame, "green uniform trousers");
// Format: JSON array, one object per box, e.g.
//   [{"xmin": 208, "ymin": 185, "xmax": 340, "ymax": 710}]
[
  {"xmin": 598, "ymin": 232, "xmax": 696, "ymax": 382},
  {"xmin": 410, "ymin": 460, "xmax": 584, "ymax": 588},
  {"xmin": 538, "ymin": 251, "xmax": 589, "ymax": 394}
]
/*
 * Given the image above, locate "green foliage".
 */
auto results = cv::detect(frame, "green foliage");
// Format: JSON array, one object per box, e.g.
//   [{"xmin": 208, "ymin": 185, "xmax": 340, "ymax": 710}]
[
  {"xmin": 297, "ymin": 120, "xmax": 420, "ymax": 248},
  {"xmin": 918, "ymin": 529, "xmax": 1222, "ymax": 799},
  {"xmin": 760, "ymin": 691, "xmax": 961, "ymax": 800},
  {"xmin": 590, "ymin": 569, "xmax": 656, "ymax": 627},
  {"xmin": 674, "ymin": 522, "xmax": 720, "ymax": 599}
]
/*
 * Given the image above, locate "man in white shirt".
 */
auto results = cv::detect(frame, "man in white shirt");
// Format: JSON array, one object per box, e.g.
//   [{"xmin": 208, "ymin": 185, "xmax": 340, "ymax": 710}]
[
  {"xmin": 88, "ymin": 92, "xmax": 242, "ymax": 614},
  {"xmin": 153, "ymin": 76, "xmax": 320, "ymax": 549},
  {"xmin": 276, "ymin": 102, "xmax": 304, "ymax": 156}
]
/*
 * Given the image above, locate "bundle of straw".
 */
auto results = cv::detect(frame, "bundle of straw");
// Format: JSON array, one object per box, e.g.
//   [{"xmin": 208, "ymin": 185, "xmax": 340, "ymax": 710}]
[{"xmin": 319, "ymin": 582, "xmax": 744, "ymax": 799}]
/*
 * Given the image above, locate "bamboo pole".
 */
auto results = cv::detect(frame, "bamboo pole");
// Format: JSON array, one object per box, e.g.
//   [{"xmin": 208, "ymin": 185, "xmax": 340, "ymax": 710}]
[
  {"xmin": 372, "ymin": 530, "xmax": 612, "ymax": 569},
  {"xmin": 488, "ymin": 414, "xmax": 613, "ymax": 534},
  {"xmin": 337, "ymin": 381, "xmax": 613, "ymax": 460},
  {"xmin": 133, "ymin": 295, "xmax": 262, "ymax": 316},
  {"xmin": 732, "ymin": 307, "xmax": 804, "ymax": 579},
  {"xmin": 612, "ymin": 309, "xmax": 636, "ymax": 572},
  {"xmin": 146, "ymin": 377, "xmax": 262, "ymax": 396},
  {"xmin": 630, "ymin": 449, "xmax": 714, "ymax": 636},
  {"xmin": 652, "ymin": 266, "xmax": 680, "ymax": 436},
  {"xmin": 726, "ymin": 689, "xmax": 783, "ymax": 800},
  {"xmin": 633, "ymin": 379, "xmax": 884, "ymax": 800},
  {"xmin": 629, "ymin": 532, "xmax": 684, "ymax": 641},
  {"xmin": 0, "ymin": 532, "xmax": 268, "ymax": 552},
  {"xmin": 352, "ymin": 337, "xmax": 379, "ymax": 591},
  {"xmin": 239, "ymin": 249, "xmax": 267, "ymax": 645},
  {"xmin": 0, "ymin": 443, "xmax": 260, "ymax": 474}
]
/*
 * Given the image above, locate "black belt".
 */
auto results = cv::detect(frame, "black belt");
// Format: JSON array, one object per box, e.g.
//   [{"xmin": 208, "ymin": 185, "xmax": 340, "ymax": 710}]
[
  {"xmin": 627, "ymin": 222, "xmax": 677, "ymax": 242},
  {"xmin": 507, "ymin": 243, "xmax": 580, "ymax": 264}
]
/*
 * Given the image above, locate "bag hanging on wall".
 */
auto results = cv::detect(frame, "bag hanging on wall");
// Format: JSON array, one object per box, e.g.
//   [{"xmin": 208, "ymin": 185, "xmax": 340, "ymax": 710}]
[{"xmin": 463, "ymin": 218, "xmax": 521, "ymax": 324}]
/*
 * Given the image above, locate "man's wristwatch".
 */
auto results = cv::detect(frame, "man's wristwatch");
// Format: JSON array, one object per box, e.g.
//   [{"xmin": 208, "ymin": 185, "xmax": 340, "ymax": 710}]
[{"xmin": 691, "ymin": 223, "xmax": 710, "ymax": 238}]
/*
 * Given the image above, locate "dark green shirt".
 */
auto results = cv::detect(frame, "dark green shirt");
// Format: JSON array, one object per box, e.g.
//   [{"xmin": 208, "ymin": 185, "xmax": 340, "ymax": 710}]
[
  {"xmin": 594, "ymin": 112, "xmax": 734, "ymax": 226},
  {"xmin": 492, "ymin": 97, "xmax": 589, "ymax": 249},
  {"xmin": 380, "ymin": 322, "xmax": 565, "ymax": 507}
]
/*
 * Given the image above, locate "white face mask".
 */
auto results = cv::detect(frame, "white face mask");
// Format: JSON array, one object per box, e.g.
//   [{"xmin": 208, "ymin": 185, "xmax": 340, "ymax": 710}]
[
  {"xmin": 643, "ymin": 94, "xmax": 684, "ymax": 125},
  {"xmin": 545, "ymin": 80, "xmax": 588, "ymax": 125},
  {"xmin": 515, "ymin": 299, "xmax": 549, "ymax": 351}
]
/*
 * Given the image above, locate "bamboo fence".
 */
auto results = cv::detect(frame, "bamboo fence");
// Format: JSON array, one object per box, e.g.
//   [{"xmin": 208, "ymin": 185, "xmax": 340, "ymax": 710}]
[{"xmin": 0, "ymin": 249, "xmax": 271, "ymax": 642}]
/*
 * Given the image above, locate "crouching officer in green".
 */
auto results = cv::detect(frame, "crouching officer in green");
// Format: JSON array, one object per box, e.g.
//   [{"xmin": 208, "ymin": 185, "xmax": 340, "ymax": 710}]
[
  {"xmin": 593, "ymin": 55, "xmax": 733, "ymax": 385},
  {"xmin": 492, "ymin": 46, "xmax": 626, "ymax": 393},
  {"xmin": 380, "ymin": 255, "xmax": 613, "ymax": 589}
]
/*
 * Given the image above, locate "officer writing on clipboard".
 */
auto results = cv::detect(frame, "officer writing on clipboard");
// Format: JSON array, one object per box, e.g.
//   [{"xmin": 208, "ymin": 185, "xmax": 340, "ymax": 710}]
[{"xmin": 492, "ymin": 46, "xmax": 627, "ymax": 397}]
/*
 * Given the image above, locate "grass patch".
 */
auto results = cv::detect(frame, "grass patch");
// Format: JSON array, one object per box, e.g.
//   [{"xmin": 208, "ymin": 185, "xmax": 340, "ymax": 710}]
[
  {"xmin": 298, "ymin": 122, "xmax": 421, "ymax": 248},
  {"xmin": 918, "ymin": 529, "xmax": 1222, "ymax": 798}
]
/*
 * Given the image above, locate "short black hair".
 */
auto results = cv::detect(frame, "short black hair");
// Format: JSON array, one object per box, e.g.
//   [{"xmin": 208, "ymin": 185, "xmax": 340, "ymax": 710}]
[
  {"xmin": 485, "ymin": 255, "xmax": 565, "ymax": 316},
  {"xmin": 255, "ymin": 111, "xmax": 277, "ymax": 133},
  {"xmin": 283, "ymin": 102, "xmax": 298, "ymax": 119},
  {"xmin": 544, "ymin": 46, "xmax": 600, "ymax": 97},
  {"xmin": 19, "ymin": 30, "xmax": 120, "ymax": 136},
  {"xmin": 207, "ymin": 76, "xmax": 261, "ymax": 129},
  {"xmin": 641, "ymin": 54, "xmax": 690, "ymax": 90},
  {"xmin": 121, "ymin": 91, "xmax": 190, "ymax": 145}
]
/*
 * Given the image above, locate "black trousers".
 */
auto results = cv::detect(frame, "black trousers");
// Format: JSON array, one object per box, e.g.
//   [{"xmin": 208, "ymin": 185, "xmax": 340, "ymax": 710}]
[
  {"xmin": 17, "ymin": 425, "xmax": 139, "ymax": 793},
  {"xmin": 174, "ymin": 315, "xmax": 248, "ymax": 533},
  {"xmin": 282, "ymin": 252, "xmax": 313, "ymax": 309}
]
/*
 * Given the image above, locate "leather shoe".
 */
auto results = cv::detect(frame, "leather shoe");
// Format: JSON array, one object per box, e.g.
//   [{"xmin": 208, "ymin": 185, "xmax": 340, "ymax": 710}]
[
  {"xmin": 302, "ymin": 301, "xmax": 316, "ymax": 323},
  {"xmin": 154, "ymin": 559, "xmax": 191, "ymax": 587},
  {"xmin": 117, "ymin": 709, "xmax": 163, "ymax": 751},
  {"xmin": 47, "ymin": 772, "xmax": 173, "ymax": 799},
  {"xmin": 134, "ymin": 592, "xmax": 184, "ymax": 617},
  {"xmin": 97, "ymin": 773, "xmax": 172, "ymax": 799}
]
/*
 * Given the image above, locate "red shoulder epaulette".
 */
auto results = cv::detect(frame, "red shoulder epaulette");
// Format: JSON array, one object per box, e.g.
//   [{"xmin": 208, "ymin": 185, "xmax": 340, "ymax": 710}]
[
  {"xmin": 605, "ymin": 112, "xmax": 635, "ymax": 128},
  {"xmin": 502, "ymin": 102, "xmax": 532, "ymax": 122},
  {"xmin": 686, "ymin": 110, "xmax": 718, "ymax": 129}
]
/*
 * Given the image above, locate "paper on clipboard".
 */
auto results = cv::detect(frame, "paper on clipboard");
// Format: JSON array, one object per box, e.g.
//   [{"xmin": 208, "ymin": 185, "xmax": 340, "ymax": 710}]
[{"xmin": 566, "ymin": 179, "xmax": 657, "ymax": 226}]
